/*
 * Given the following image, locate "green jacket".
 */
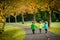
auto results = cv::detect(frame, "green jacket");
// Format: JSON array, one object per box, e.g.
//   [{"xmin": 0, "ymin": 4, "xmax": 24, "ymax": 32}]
[{"xmin": 31, "ymin": 23, "xmax": 36, "ymax": 30}]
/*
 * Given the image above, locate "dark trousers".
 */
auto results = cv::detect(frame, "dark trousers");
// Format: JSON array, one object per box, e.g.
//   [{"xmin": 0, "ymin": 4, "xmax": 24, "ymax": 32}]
[
  {"xmin": 32, "ymin": 29, "xmax": 35, "ymax": 34},
  {"xmin": 39, "ymin": 29, "xmax": 42, "ymax": 33},
  {"xmin": 45, "ymin": 29, "xmax": 48, "ymax": 33}
]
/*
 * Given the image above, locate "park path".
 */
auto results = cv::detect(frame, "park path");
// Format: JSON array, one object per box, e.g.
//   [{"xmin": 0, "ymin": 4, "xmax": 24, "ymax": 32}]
[{"xmin": 6, "ymin": 23, "xmax": 60, "ymax": 40}]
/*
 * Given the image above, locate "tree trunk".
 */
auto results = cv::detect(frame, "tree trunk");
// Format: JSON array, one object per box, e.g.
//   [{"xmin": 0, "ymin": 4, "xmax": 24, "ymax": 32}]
[
  {"xmin": 33, "ymin": 13, "xmax": 36, "ymax": 23},
  {"xmin": 9, "ymin": 16, "xmax": 10, "ymax": 23},
  {"xmin": 2, "ymin": 22, "xmax": 5, "ymax": 32},
  {"xmin": 15, "ymin": 16, "xmax": 17, "ymax": 23},
  {"xmin": 21, "ymin": 13, "xmax": 24, "ymax": 24},
  {"xmin": 48, "ymin": 11, "xmax": 51, "ymax": 27},
  {"xmin": 15, "ymin": 12, "xmax": 17, "ymax": 23},
  {"xmin": 2, "ymin": 19, "xmax": 6, "ymax": 32},
  {"xmin": 9, "ymin": 13, "xmax": 10, "ymax": 23}
]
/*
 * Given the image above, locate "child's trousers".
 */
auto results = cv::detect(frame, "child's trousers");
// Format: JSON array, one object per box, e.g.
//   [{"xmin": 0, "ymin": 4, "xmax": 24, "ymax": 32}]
[
  {"xmin": 45, "ymin": 29, "xmax": 48, "ymax": 33},
  {"xmin": 32, "ymin": 29, "xmax": 35, "ymax": 34},
  {"xmin": 39, "ymin": 29, "xmax": 42, "ymax": 33}
]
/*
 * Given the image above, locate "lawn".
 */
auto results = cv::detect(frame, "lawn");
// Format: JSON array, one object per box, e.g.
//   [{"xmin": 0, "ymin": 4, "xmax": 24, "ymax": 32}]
[
  {"xmin": 0, "ymin": 24, "xmax": 26, "ymax": 40},
  {"xmin": 49, "ymin": 22, "xmax": 60, "ymax": 35},
  {"xmin": 18, "ymin": 21, "xmax": 38, "ymax": 27}
]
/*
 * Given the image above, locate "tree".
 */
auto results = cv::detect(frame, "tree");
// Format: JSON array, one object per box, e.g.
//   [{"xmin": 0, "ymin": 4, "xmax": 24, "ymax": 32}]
[
  {"xmin": 0, "ymin": 0, "xmax": 20, "ymax": 32},
  {"xmin": 0, "ymin": 0, "xmax": 9, "ymax": 32},
  {"xmin": 27, "ymin": 0, "xmax": 38, "ymax": 22},
  {"xmin": 47, "ymin": 0, "xmax": 60, "ymax": 27},
  {"xmin": 36, "ymin": 0, "xmax": 60, "ymax": 27}
]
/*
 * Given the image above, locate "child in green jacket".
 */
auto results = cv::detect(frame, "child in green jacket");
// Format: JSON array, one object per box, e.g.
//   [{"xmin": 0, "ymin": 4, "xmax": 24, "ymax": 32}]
[{"xmin": 31, "ymin": 21, "xmax": 36, "ymax": 34}]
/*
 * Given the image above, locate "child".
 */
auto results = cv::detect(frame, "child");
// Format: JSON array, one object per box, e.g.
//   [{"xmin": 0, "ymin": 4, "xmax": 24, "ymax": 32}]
[
  {"xmin": 31, "ymin": 21, "xmax": 36, "ymax": 34},
  {"xmin": 44, "ymin": 21, "xmax": 48, "ymax": 33},
  {"xmin": 37, "ymin": 21, "xmax": 43, "ymax": 33}
]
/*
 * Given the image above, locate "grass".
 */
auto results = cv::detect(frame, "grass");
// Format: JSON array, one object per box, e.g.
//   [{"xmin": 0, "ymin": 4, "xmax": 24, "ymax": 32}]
[
  {"xmin": 18, "ymin": 21, "xmax": 38, "ymax": 27},
  {"xmin": 49, "ymin": 22, "xmax": 60, "ymax": 35},
  {"xmin": 0, "ymin": 24, "xmax": 26, "ymax": 40},
  {"xmin": 51, "ymin": 22, "xmax": 60, "ymax": 28},
  {"xmin": 49, "ymin": 27, "xmax": 60, "ymax": 35}
]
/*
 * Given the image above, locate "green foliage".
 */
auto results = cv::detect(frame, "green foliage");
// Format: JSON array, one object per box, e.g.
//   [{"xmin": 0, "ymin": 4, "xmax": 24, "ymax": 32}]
[
  {"xmin": 17, "ymin": 14, "xmax": 22, "ymax": 22},
  {"xmin": 42, "ymin": 11, "xmax": 49, "ymax": 21},
  {"xmin": 6, "ymin": 11, "xmax": 60, "ymax": 22},
  {"xmin": 58, "ymin": 14, "xmax": 60, "ymax": 21},
  {"xmin": 36, "ymin": 12, "xmax": 41, "ymax": 22},
  {"xmin": 51, "ymin": 11, "xmax": 56, "ymax": 22},
  {"xmin": 39, "ymin": 11, "xmax": 49, "ymax": 21},
  {"xmin": 27, "ymin": 14, "xmax": 33, "ymax": 21}
]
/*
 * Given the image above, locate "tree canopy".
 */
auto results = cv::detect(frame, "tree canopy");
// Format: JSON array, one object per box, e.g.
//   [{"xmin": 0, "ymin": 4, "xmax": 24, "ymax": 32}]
[{"xmin": 0, "ymin": 0, "xmax": 60, "ymax": 20}]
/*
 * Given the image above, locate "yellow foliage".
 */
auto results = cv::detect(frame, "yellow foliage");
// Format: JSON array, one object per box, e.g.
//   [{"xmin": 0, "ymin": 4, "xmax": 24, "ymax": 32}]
[
  {"xmin": 0, "ymin": 16, "xmax": 5, "ymax": 22},
  {"xmin": 2, "ymin": 19, "xmax": 5, "ymax": 22},
  {"xmin": 0, "ymin": 16, "xmax": 2, "ymax": 19},
  {"xmin": 1, "ymin": 0, "xmax": 57, "ymax": 17}
]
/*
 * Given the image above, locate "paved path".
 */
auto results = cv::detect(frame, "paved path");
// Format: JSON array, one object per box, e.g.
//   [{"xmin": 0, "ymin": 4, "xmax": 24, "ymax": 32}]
[{"xmin": 7, "ymin": 23, "xmax": 60, "ymax": 40}]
